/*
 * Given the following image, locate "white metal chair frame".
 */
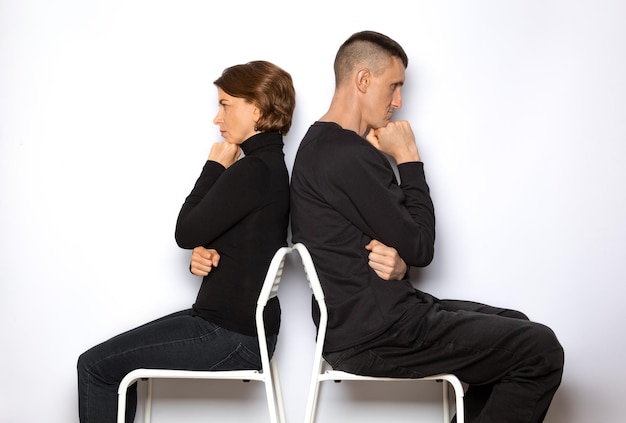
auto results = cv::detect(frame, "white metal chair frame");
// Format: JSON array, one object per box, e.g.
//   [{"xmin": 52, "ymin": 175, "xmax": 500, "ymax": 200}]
[
  {"xmin": 116, "ymin": 246, "xmax": 291, "ymax": 423},
  {"xmin": 293, "ymin": 243, "xmax": 465, "ymax": 423}
]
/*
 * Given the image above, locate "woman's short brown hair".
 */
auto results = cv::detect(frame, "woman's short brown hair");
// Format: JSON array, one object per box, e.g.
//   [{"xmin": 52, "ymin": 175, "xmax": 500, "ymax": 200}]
[{"xmin": 214, "ymin": 61, "xmax": 296, "ymax": 135}]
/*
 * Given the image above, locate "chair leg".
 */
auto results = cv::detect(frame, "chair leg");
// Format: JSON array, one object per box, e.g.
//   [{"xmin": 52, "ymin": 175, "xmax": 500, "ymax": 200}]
[
  {"xmin": 453, "ymin": 382, "xmax": 464, "ymax": 423},
  {"xmin": 442, "ymin": 380, "xmax": 450, "ymax": 423},
  {"xmin": 270, "ymin": 361, "xmax": 286, "ymax": 423},
  {"xmin": 304, "ymin": 380, "xmax": 321, "ymax": 423},
  {"xmin": 117, "ymin": 386, "xmax": 127, "ymax": 423},
  {"xmin": 144, "ymin": 378, "xmax": 153, "ymax": 423},
  {"xmin": 265, "ymin": 388, "xmax": 278, "ymax": 423}
]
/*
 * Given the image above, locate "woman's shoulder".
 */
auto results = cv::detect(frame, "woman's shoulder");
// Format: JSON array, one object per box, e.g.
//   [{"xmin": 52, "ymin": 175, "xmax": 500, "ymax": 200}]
[{"xmin": 230, "ymin": 154, "xmax": 273, "ymax": 178}]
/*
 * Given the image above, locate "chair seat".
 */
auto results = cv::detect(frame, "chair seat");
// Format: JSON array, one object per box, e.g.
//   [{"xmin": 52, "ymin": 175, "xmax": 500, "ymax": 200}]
[
  {"xmin": 321, "ymin": 369, "xmax": 463, "ymax": 388},
  {"xmin": 120, "ymin": 367, "xmax": 266, "ymax": 384}
]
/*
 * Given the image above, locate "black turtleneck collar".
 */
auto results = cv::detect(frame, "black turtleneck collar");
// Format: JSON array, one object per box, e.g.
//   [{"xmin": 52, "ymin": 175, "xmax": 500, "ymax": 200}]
[{"xmin": 240, "ymin": 132, "xmax": 284, "ymax": 156}]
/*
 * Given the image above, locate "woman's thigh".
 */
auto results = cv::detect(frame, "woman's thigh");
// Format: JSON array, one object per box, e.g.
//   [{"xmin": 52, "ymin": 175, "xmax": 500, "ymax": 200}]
[{"xmin": 78, "ymin": 310, "xmax": 263, "ymax": 384}]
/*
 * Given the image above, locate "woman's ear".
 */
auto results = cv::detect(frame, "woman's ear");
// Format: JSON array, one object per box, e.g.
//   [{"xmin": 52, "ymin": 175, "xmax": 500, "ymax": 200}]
[{"xmin": 253, "ymin": 105, "xmax": 262, "ymax": 129}]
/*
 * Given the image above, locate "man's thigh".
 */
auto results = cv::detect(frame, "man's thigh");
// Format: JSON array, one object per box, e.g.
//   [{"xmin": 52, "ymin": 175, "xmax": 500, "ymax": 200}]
[{"xmin": 327, "ymin": 304, "xmax": 552, "ymax": 385}]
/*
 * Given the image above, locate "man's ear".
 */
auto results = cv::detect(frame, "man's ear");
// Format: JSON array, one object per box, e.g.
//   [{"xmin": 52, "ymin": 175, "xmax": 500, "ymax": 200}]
[{"xmin": 356, "ymin": 68, "xmax": 371, "ymax": 93}]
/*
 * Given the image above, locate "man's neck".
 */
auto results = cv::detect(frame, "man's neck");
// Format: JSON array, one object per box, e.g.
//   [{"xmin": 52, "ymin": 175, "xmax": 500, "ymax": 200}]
[{"xmin": 319, "ymin": 95, "xmax": 367, "ymax": 136}]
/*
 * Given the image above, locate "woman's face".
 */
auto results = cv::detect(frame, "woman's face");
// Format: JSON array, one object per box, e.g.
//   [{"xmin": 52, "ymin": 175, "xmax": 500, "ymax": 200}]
[{"xmin": 213, "ymin": 88, "xmax": 260, "ymax": 144}]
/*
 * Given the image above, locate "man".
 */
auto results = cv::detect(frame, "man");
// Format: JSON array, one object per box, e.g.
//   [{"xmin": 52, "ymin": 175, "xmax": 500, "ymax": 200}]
[{"xmin": 290, "ymin": 30, "xmax": 564, "ymax": 422}]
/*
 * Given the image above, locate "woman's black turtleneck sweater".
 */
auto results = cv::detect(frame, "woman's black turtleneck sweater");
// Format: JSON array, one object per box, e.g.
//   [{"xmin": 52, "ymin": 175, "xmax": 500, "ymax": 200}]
[{"xmin": 175, "ymin": 132, "xmax": 289, "ymax": 337}]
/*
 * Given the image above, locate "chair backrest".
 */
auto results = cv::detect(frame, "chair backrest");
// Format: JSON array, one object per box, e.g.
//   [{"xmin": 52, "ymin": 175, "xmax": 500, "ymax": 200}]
[
  {"xmin": 255, "ymin": 246, "xmax": 292, "ymax": 365},
  {"xmin": 292, "ymin": 243, "xmax": 329, "ymax": 360},
  {"xmin": 256, "ymin": 246, "xmax": 291, "ymax": 307}
]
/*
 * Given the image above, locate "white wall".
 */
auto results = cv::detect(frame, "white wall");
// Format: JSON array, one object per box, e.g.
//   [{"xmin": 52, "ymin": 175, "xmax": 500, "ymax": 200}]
[{"xmin": 2, "ymin": 1, "xmax": 625, "ymax": 422}]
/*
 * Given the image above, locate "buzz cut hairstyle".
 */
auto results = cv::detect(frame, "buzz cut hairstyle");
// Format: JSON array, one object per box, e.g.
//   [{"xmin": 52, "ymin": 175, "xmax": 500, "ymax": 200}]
[{"xmin": 333, "ymin": 30, "xmax": 409, "ymax": 85}]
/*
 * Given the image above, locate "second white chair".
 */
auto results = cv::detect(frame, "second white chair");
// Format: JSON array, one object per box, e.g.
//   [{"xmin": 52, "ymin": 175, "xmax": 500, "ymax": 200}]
[
  {"xmin": 116, "ymin": 246, "xmax": 291, "ymax": 423},
  {"xmin": 292, "ymin": 242, "xmax": 465, "ymax": 423}
]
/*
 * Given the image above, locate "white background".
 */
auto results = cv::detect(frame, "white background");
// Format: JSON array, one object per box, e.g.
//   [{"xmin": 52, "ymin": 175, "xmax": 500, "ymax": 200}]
[{"xmin": 2, "ymin": 1, "xmax": 625, "ymax": 422}]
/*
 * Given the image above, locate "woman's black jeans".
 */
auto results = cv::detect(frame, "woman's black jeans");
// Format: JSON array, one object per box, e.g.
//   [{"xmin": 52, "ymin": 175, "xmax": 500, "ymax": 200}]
[{"xmin": 77, "ymin": 309, "xmax": 276, "ymax": 423}]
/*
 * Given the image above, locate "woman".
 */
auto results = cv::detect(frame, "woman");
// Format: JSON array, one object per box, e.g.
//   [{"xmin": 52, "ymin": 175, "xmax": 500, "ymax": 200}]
[{"xmin": 77, "ymin": 60, "xmax": 295, "ymax": 423}]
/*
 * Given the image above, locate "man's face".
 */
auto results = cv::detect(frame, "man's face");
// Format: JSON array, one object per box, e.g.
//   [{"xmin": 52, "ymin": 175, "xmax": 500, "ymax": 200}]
[
  {"xmin": 363, "ymin": 56, "xmax": 405, "ymax": 129},
  {"xmin": 363, "ymin": 57, "xmax": 404, "ymax": 128}
]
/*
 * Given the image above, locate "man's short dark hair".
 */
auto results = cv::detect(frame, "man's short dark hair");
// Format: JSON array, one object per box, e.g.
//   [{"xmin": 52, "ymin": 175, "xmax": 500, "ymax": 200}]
[{"xmin": 334, "ymin": 31, "xmax": 408, "ymax": 85}]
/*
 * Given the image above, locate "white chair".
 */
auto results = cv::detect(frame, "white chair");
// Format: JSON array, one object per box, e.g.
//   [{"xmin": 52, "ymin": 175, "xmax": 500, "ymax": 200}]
[
  {"xmin": 116, "ymin": 246, "xmax": 291, "ymax": 423},
  {"xmin": 292, "ymin": 242, "xmax": 465, "ymax": 423}
]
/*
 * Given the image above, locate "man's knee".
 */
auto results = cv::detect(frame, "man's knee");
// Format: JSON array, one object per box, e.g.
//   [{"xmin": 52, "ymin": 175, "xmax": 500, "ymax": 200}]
[
  {"xmin": 499, "ymin": 309, "xmax": 529, "ymax": 320},
  {"xmin": 530, "ymin": 323, "xmax": 565, "ymax": 374}
]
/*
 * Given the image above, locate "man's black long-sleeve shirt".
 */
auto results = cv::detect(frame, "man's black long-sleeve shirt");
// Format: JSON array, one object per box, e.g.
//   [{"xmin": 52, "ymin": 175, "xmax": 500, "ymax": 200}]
[{"xmin": 290, "ymin": 122, "xmax": 435, "ymax": 352}]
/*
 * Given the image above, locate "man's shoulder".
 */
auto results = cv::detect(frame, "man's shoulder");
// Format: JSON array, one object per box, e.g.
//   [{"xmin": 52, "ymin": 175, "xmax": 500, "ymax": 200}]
[{"xmin": 298, "ymin": 122, "xmax": 373, "ymax": 159}]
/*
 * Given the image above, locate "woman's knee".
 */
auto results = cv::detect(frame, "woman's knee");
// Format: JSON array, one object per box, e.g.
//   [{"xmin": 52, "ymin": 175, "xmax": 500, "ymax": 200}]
[
  {"xmin": 77, "ymin": 346, "xmax": 98, "ymax": 377},
  {"xmin": 77, "ymin": 342, "xmax": 109, "ymax": 378}
]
